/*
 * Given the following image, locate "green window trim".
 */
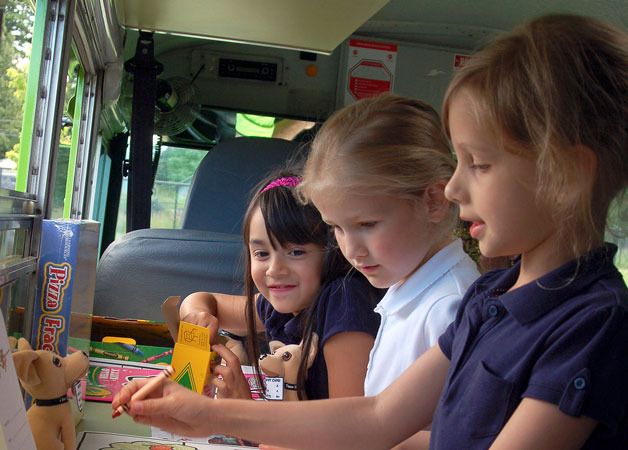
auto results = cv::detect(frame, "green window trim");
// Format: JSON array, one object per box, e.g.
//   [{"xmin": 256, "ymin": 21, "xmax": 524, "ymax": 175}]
[
  {"xmin": 63, "ymin": 60, "xmax": 84, "ymax": 218},
  {"xmin": 15, "ymin": 0, "xmax": 46, "ymax": 192}
]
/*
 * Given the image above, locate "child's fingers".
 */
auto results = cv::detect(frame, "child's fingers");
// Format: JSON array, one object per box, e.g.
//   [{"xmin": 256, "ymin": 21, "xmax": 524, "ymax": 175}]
[
  {"xmin": 212, "ymin": 353, "xmax": 247, "ymax": 387},
  {"xmin": 212, "ymin": 363, "xmax": 231, "ymax": 380},
  {"xmin": 210, "ymin": 368, "xmax": 234, "ymax": 394},
  {"xmin": 211, "ymin": 375, "xmax": 227, "ymax": 391},
  {"xmin": 180, "ymin": 313, "xmax": 221, "ymax": 344},
  {"xmin": 180, "ymin": 311, "xmax": 219, "ymax": 331},
  {"xmin": 112, "ymin": 378, "xmax": 149, "ymax": 409},
  {"xmin": 210, "ymin": 366, "xmax": 251, "ymax": 399},
  {"xmin": 128, "ymin": 392, "xmax": 174, "ymax": 417},
  {"xmin": 212, "ymin": 343, "xmax": 242, "ymax": 366}
]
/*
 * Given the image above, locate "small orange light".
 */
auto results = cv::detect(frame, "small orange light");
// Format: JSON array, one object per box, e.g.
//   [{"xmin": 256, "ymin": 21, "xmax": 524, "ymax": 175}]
[{"xmin": 305, "ymin": 64, "xmax": 318, "ymax": 77}]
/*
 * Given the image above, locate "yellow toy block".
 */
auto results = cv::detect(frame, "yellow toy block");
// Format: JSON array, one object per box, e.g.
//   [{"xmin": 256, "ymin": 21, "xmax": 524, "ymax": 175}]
[{"xmin": 171, "ymin": 322, "xmax": 216, "ymax": 393}]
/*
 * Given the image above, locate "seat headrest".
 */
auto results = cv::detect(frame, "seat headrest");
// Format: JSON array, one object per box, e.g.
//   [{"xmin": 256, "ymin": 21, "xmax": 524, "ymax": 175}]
[
  {"xmin": 94, "ymin": 228, "xmax": 244, "ymax": 321},
  {"xmin": 182, "ymin": 137, "xmax": 305, "ymax": 233}
]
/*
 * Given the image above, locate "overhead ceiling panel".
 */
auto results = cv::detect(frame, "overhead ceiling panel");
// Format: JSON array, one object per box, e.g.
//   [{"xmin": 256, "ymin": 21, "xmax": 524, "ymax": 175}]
[{"xmin": 115, "ymin": 0, "xmax": 392, "ymax": 54}]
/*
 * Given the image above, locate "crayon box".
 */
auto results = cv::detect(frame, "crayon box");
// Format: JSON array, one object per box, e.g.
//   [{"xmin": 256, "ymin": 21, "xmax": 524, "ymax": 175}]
[
  {"xmin": 89, "ymin": 340, "xmax": 173, "ymax": 364},
  {"xmin": 29, "ymin": 219, "xmax": 99, "ymax": 422}
]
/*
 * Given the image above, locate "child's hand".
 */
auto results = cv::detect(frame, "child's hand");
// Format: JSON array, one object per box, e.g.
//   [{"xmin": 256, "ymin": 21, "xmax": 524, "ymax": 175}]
[
  {"xmin": 211, "ymin": 343, "xmax": 253, "ymax": 399},
  {"xmin": 112, "ymin": 377, "xmax": 213, "ymax": 437},
  {"xmin": 180, "ymin": 309, "xmax": 218, "ymax": 329},
  {"xmin": 180, "ymin": 310, "xmax": 219, "ymax": 342}
]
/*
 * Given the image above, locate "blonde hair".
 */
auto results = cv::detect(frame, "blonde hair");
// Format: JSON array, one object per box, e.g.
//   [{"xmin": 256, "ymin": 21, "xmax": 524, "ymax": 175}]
[
  {"xmin": 443, "ymin": 14, "xmax": 628, "ymax": 258},
  {"xmin": 300, "ymin": 93, "xmax": 457, "ymax": 231}
]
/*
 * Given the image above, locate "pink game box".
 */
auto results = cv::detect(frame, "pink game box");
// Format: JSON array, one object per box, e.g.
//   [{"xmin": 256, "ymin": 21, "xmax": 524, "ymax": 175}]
[{"xmin": 86, "ymin": 358, "xmax": 165, "ymax": 402}]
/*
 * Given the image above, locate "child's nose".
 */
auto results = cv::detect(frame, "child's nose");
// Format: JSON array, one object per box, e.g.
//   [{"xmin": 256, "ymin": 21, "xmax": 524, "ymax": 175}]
[
  {"xmin": 444, "ymin": 173, "xmax": 462, "ymax": 204},
  {"xmin": 266, "ymin": 257, "xmax": 288, "ymax": 276},
  {"xmin": 342, "ymin": 234, "xmax": 366, "ymax": 260}
]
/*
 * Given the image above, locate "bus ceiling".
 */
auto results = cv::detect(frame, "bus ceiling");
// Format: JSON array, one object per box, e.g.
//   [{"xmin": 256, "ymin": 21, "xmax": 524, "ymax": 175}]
[
  {"xmin": 112, "ymin": 0, "xmax": 627, "ymax": 55},
  {"xmin": 108, "ymin": 0, "xmax": 628, "ymax": 119},
  {"xmin": 103, "ymin": 0, "xmax": 627, "ymax": 138},
  {"xmin": 113, "ymin": 0, "xmax": 392, "ymax": 55}
]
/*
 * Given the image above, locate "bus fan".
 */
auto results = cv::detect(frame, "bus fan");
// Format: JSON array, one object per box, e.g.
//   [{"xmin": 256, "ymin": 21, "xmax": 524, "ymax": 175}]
[{"xmin": 153, "ymin": 76, "xmax": 201, "ymax": 136}]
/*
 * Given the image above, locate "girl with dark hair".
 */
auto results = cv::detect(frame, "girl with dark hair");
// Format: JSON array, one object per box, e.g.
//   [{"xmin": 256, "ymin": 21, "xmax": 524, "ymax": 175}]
[{"xmin": 178, "ymin": 169, "xmax": 381, "ymax": 401}]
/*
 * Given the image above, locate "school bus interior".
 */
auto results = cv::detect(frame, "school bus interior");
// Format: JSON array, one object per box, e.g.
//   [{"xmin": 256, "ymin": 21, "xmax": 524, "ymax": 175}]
[
  {"xmin": 91, "ymin": 0, "xmax": 627, "ymax": 321},
  {"xmin": 0, "ymin": 0, "xmax": 625, "ymax": 337}
]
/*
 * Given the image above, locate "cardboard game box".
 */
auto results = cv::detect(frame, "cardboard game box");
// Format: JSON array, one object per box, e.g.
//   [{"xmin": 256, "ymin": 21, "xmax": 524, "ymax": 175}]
[
  {"xmin": 29, "ymin": 219, "xmax": 99, "ymax": 422},
  {"xmin": 86, "ymin": 357, "xmax": 168, "ymax": 402},
  {"xmin": 89, "ymin": 340, "xmax": 174, "ymax": 364}
]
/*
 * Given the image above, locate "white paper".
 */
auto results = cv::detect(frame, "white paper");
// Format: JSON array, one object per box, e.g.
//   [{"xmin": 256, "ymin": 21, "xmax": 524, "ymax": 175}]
[
  {"xmin": 77, "ymin": 431, "xmax": 254, "ymax": 449},
  {"xmin": 0, "ymin": 311, "xmax": 37, "ymax": 450}
]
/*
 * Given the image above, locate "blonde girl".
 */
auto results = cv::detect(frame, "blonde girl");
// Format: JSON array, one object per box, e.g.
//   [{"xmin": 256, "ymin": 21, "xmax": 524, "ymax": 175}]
[{"xmin": 299, "ymin": 93, "xmax": 479, "ymax": 396}]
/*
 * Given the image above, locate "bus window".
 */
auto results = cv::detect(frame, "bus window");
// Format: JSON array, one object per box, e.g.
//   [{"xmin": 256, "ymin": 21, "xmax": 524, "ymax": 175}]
[
  {"xmin": 151, "ymin": 146, "xmax": 208, "ymax": 229},
  {"xmin": 0, "ymin": 0, "xmax": 34, "ymax": 191},
  {"xmin": 606, "ymin": 202, "xmax": 627, "ymax": 282},
  {"xmin": 50, "ymin": 55, "xmax": 81, "ymax": 218},
  {"xmin": 111, "ymin": 112, "xmax": 313, "ymax": 239},
  {"xmin": 116, "ymin": 144, "xmax": 208, "ymax": 234},
  {"xmin": 235, "ymin": 114, "xmax": 316, "ymax": 140},
  {"xmin": 0, "ymin": 1, "xmax": 39, "ymax": 340}
]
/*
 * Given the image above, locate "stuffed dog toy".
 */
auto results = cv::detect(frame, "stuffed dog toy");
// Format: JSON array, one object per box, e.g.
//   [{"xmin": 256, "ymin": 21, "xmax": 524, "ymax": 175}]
[
  {"xmin": 259, "ymin": 333, "xmax": 318, "ymax": 401},
  {"xmin": 12, "ymin": 338, "xmax": 89, "ymax": 450}
]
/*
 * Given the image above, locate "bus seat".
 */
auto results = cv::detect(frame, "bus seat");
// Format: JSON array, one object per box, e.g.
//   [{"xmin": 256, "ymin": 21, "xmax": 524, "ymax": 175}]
[
  {"xmin": 95, "ymin": 137, "xmax": 304, "ymax": 320},
  {"xmin": 182, "ymin": 137, "xmax": 305, "ymax": 233},
  {"xmin": 94, "ymin": 228, "xmax": 243, "ymax": 321}
]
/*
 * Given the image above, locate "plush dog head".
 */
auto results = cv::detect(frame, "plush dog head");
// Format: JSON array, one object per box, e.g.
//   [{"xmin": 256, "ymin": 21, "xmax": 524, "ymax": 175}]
[
  {"xmin": 259, "ymin": 333, "xmax": 318, "ymax": 381},
  {"xmin": 12, "ymin": 338, "xmax": 89, "ymax": 401}
]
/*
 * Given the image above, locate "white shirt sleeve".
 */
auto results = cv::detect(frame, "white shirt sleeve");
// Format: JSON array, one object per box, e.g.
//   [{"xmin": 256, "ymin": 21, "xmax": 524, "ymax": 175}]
[{"xmin": 423, "ymin": 294, "xmax": 462, "ymax": 348}]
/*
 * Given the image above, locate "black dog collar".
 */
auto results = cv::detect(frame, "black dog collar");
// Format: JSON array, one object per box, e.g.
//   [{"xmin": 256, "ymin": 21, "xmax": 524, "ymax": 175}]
[{"xmin": 35, "ymin": 395, "xmax": 68, "ymax": 406}]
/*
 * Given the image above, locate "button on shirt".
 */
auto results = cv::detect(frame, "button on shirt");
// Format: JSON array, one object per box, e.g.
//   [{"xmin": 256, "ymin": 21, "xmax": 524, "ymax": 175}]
[
  {"xmin": 432, "ymin": 244, "xmax": 628, "ymax": 449},
  {"xmin": 364, "ymin": 239, "xmax": 479, "ymax": 396}
]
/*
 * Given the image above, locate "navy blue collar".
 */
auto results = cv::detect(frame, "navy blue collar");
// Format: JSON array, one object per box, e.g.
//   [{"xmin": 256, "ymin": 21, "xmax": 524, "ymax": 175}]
[
  {"xmin": 263, "ymin": 300, "xmax": 303, "ymax": 343},
  {"xmin": 280, "ymin": 313, "xmax": 302, "ymax": 342},
  {"xmin": 477, "ymin": 244, "xmax": 619, "ymax": 324}
]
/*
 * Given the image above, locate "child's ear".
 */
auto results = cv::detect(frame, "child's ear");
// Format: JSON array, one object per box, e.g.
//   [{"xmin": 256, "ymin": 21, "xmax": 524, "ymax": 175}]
[
  {"xmin": 422, "ymin": 181, "xmax": 450, "ymax": 223},
  {"xmin": 558, "ymin": 144, "xmax": 598, "ymax": 207},
  {"xmin": 575, "ymin": 144, "xmax": 597, "ymax": 180}
]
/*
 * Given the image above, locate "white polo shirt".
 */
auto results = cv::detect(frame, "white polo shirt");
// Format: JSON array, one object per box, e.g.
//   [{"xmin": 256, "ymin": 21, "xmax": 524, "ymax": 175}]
[{"xmin": 364, "ymin": 239, "xmax": 479, "ymax": 396}]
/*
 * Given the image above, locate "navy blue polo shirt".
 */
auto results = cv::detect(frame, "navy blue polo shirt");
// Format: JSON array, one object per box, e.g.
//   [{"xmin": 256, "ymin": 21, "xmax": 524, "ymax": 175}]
[
  {"xmin": 432, "ymin": 244, "xmax": 628, "ymax": 449},
  {"xmin": 257, "ymin": 274, "xmax": 381, "ymax": 399}
]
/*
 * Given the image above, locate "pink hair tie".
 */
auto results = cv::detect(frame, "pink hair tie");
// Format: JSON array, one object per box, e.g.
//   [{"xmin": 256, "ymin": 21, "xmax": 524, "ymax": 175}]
[{"xmin": 260, "ymin": 176, "xmax": 301, "ymax": 193}]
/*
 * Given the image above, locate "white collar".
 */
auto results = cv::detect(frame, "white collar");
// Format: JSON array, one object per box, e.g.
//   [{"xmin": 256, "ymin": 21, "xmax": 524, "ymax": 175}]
[{"xmin": 376, "ymin": 239, "xmax": 467, "ymax": 315}]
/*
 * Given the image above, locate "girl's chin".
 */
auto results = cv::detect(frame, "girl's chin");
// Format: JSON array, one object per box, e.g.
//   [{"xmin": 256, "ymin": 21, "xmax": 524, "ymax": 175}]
[
  {"xmin": 478, "ymin": 243, "xmax": 514, "ymax": 262},
  {"xmin": 268, "ymin": 299, "xmax": 298, "ymax": 315},
  {"xmin": 363, "ymin": 274, "xmax": 394, "ymax": 289}
]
